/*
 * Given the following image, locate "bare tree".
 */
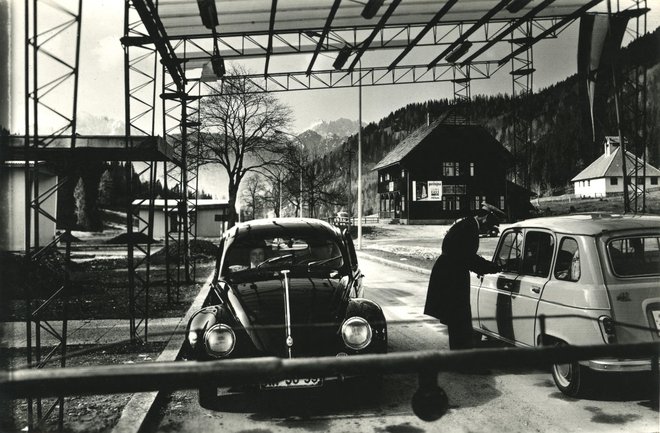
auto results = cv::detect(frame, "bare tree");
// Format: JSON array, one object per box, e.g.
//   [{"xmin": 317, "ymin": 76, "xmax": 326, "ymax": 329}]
[
  {"xmin": 197, "ymin": 65, "xmax": 292, "ymax": 227},
  {"xmin": 240, "ymin": 174, "xmax": 267, "ymax": 220}
]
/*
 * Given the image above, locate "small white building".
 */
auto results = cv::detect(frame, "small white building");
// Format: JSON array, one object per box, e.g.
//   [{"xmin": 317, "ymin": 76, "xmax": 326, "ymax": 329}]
[
  {"xmin": 0, "ymin": 162, "xmax": 58, "ymax": 251},
  {"xmin": 571, "ymin": 137, "xmax": 660, "ymax": 198},
  {"xmin": 133, "ymin": 199, "xmax": 230, "ymax": 239}
]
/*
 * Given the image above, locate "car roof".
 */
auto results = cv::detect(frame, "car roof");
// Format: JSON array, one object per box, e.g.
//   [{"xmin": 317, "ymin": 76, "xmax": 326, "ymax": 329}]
[
  {"xmin": 227, "ymin": 218, "xmax": 343, "ymax": 242},
  {"xmin": 509, "ymin": 213, "xmax": 660, "ymax": 236}
]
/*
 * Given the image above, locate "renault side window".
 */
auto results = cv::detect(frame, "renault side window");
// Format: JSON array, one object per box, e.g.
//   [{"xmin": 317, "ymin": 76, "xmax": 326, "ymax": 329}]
[
  {"xmin": 496, "ymin": 231, "xmax": 523, "ymax": 272},
  {"xmin": 522, "ymin": 231, "xmax": 555, "ymax": 278},
  {"xmin": 555, "ymin": 237, "xmax": 580, "ymax": 282}
]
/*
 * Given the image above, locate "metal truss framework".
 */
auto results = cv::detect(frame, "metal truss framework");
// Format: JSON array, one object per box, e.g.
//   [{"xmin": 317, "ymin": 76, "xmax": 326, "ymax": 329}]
[
  {"xmin": 509, "ymin": 21, "xmax": 535, "ymax": 188},
  {"xmin": 123, "ymin": 0, "xmax": 160, "ymax": 344},
  {"xmin": 22, "ymin": 0, "xmax": 82, "ymax": 431},
  {"xmin": 162, "ymin": 66, "xmax": 202, "ymax": 300},
  {"xmin": 197, "ymin": 62, "xmax": 500, "ymax": 94},
  {"xmin": 616, "ymin": 1, "xmax": 648, "ymax": 213}
]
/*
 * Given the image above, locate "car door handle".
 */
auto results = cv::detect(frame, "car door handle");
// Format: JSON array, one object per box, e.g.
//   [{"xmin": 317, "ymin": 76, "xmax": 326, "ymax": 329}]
[{"xmin": 531, "ymin": 286, "xmax": 541, "ymax": 294}]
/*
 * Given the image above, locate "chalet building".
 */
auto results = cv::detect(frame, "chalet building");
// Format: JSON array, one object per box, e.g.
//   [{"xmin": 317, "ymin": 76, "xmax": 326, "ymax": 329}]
[
  {"xmin": 373, "ymin": 119, "xmax": 532, "ymax": 224},
  {"xmin": 571, "ymin": 136, "xmax": 660, "ymax": 198}
]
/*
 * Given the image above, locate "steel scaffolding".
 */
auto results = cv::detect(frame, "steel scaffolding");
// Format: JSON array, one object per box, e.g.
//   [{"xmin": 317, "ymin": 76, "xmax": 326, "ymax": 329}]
[{"xmin": 21, "ymin": 1, "xmax": 82, "ymax": 430}]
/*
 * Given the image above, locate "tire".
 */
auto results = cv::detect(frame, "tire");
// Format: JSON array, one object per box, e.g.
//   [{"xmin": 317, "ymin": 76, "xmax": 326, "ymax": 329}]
[
  {"xmin": 198, "ymin": 385, "xmax": 216, "ymax": 409},
  {"xmin": 551, "ymin": 342, "xmax": 589, "ymax": 397}
]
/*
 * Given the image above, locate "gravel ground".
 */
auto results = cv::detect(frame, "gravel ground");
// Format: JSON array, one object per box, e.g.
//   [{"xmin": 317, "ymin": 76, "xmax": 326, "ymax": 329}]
[{"xmin": 360, "ymin": 223, "xmax": 504, "ymax": 270}]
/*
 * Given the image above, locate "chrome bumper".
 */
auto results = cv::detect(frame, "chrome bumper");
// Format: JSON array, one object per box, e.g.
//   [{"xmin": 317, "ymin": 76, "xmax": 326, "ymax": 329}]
[{"xmin": 584, "ymin": 358, "xmax": 659, "ymax": 372}]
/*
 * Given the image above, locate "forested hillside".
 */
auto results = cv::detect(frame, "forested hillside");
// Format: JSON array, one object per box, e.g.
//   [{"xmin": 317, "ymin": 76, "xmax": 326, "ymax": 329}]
[{"xmin": 323, "ymin": 28, "xmax": 659, "ymax": 217}]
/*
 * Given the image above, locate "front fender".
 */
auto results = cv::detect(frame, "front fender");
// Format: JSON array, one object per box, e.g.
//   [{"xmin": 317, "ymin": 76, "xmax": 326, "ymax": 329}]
[
  {"xmin": 345, "ymin": 298, "xmax": 387, "ymax": 353},
  {"xmin": 185, "ymin": 306, "xmax": 223, "ymax": 359}
]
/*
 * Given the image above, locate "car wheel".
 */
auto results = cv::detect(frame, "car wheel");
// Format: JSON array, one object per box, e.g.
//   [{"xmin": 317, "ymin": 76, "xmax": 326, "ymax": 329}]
[
  {"xmin": 551, "ymin": 342, "xmax": 589, "ymax": 397},
  {"xmin": 198, "ymin": 385, "xmax": 216, "ymax": 409}
]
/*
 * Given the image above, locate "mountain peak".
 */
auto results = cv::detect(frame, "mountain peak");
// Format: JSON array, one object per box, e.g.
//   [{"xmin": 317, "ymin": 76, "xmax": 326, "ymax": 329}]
[{"xmin": 308, "ymin": 117, "xmax": 362, "ymax": 138}]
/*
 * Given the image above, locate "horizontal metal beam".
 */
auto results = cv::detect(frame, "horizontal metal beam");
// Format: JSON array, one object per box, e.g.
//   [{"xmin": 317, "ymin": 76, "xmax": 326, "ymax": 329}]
[
  {"xmin": 173, "ymin": 19, "xmax": 560, "ymax": 64},
  {"xmin": 2, "ymin": 342, "xmax": 658, "ymax": 399},
  {"xmin": 198, "ymin": 62, "xmax": 500, "ymax": 94}
]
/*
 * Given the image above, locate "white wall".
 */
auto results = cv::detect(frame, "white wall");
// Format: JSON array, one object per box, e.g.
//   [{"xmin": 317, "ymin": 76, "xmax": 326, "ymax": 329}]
[
  {"xmin": 573, "ymin": 178, "xmax": 607, "ymax": 198},
  {"xmin": 0, "ymin": 166, "xmax": 58, "ymax": 251},
  {"xmin": 137, "ymin": 207, "xmax": 227, "ymax": 239},
  {"xmin": 196, "ymin": 208, "xmax": 227, "ymax": 237}
]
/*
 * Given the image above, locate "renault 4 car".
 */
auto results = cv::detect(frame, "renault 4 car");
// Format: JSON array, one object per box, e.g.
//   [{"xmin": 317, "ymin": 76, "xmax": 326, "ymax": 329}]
[
  {"xmin": 184, "ymin": 218, "xmax": 387, "ymax": 407},
  {"xmin": 470, "ymin": 213, "xmax": 660, "ymax": 397}
]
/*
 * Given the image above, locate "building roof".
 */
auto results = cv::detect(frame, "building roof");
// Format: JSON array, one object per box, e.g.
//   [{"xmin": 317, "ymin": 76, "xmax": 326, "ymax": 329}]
[
  {"xmin": 509, "ymin": 213, "xmax": 660, "ymax": 236},
  {"xmin": 372, "ymin": 118, "xmax": 510, "ymax": 171},
  {"xmin": 571, "ymin": 146, "xmax": 660, "ymax": 181}
]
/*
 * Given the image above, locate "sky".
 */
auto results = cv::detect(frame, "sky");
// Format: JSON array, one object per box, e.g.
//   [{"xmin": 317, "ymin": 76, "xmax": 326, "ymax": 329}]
[
  {"xmin": 6, "ymin": 0, "xmax": 659, "ymax": 135},
  {"xmin": 4, "ymin": 0, "xmax": 659, "ymax": 198}
]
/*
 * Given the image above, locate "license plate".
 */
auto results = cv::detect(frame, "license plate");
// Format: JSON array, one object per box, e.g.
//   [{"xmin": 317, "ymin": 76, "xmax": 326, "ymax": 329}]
[
  {"xmin": 652, "ymin": 310, "xmax": 660, "ymax": 335},
  {"xmin": 261, "ymin": 377, "xmax": 323, "ymax": 389}
]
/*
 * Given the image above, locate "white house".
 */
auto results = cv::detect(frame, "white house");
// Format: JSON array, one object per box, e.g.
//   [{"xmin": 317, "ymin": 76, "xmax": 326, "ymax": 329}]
[
  {"xmin": 133, "ymin": 199, "xmax": 230, "ymax": 239},
  {"xmin": 0, "ymin": 162, "xmax": 58, "ymax": 251},
  {"xmin": 571, "ymin": 137, "xmax": 660, "ymax": 198}
]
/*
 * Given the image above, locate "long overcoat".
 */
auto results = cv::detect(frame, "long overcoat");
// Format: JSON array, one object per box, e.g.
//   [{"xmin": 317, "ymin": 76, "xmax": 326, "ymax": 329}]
[{"xmin": 424, "ymin": 217, "xmax": 499, "ymax": 345}]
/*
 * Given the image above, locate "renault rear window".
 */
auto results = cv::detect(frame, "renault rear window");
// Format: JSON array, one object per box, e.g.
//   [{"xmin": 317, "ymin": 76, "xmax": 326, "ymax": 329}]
[{"xmin": 607, "ymin": 236, "xmax": 660, "ymax": 277}]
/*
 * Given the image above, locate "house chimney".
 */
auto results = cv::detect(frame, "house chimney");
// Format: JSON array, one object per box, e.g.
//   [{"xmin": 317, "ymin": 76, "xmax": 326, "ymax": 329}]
[{"xmin": 604, "ymin": 136, "xmax": 620, "ymax": 156}]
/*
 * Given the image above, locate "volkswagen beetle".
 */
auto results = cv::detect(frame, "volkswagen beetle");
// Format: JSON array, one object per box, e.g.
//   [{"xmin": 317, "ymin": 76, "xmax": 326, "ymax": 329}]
[{"xmin": 184, "ymin": 218, "xmax": 387, "ymax": 407}]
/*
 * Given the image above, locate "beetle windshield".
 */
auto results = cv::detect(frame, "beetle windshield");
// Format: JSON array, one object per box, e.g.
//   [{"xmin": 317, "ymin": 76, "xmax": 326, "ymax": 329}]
[
  {"xmin": 607, "ymin": 236, "xmax": 660, "ymax": 277},
  {"xmin": 224, "ymin": 234, "xmax": 344, "ymax": 274}
]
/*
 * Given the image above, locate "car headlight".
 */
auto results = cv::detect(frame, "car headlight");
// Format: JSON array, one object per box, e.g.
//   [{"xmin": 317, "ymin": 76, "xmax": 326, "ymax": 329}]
[
  {"xmin": 204, "ymin": 324, "xmax": 236, "ymax": 357},
  {"xmin": 341, "ymin": 317, "xmax": 372, "ymax": 350}
]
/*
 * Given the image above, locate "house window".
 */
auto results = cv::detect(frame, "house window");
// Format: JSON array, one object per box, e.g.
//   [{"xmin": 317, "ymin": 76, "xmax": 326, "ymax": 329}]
[
  {"xmin": 385, "ymin": 173, "xmax": 390, "ymax": 181},
  {"xmin": 401, "ymin": 169, "xmax": 405, "ymax": 178},
  {"xmin": 442, "ymin": 196, "xmax": 461, "ymax": 211},
  {"xmin": 472, "ymin": 195, "xmax": 486, "ymax": 210},
  {"xmin": 379, "ymin": 174, "xmax": 383, "ymax": 182},
  {"xmin": 499, "ymin": 196, "xmax": 505, "ymax": 210},
  {"xmin": 610, "ymin": 177, "xmax": 618, "ymax": 185},
  {"xmin": 469, "ymin": 162, "xmax": 475, "ymax": 176},
  {"xmin": 442, "ymin": 162, "xmax": 460, "ymax": 177},
  {"xmin": 587, "ymin": 180, "xmax": 590, "ymax": 186},
  {"xmin": 401, "ymin": 197, "xmax": 405, "ymax": 211},
  {"xmin": 651, "ymin": 177, "xmax": 658, "ymax": 185}
]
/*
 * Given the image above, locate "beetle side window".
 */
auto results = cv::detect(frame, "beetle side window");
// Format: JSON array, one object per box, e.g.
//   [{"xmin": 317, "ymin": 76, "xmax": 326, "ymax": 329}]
[
  {"xmin": 496, "ymin": 231, "xmax": 523, "ymax": 272},
  {"xmin": 521, "ymin": 231, "xmax": 555, "ymax": 278},
  {"xmin": 554, "ymin": 237, "xmax": 580, "ymax": 282},
  {"xmin": 344, "ymin": 230, "xmax": 359, "ymax": 271}
]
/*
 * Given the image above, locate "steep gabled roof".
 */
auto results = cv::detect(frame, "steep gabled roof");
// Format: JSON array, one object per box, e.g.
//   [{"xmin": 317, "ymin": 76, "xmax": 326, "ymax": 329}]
[
  {"xmin": 372, "ymin": 117, "xmax": 510, "ymax": 171},
  {"xmin": 571, "ymin": 147, "xmax": 660, "ymax": 181},
  {"xmin": 372, "ymin": 118, "xmax": 442, "ymax": 171}
]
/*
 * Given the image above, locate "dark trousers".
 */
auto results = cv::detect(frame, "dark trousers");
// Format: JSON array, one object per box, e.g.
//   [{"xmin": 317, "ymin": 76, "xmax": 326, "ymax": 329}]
[{"xmin": 446, "ymin": 317, "xmax": 473, "ymax": 350}]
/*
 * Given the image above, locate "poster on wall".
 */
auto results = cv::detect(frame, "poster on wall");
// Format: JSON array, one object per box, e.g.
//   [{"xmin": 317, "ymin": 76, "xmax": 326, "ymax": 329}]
[{"xmin": 412, "ymin": 180, "xmax": 442, "ymax": 201}]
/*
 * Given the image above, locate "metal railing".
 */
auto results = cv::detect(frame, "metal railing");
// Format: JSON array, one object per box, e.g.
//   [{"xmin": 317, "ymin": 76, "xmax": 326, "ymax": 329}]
[{"xmin": 2, "ymin": 315, "xmax": 659, "ymax": 422}]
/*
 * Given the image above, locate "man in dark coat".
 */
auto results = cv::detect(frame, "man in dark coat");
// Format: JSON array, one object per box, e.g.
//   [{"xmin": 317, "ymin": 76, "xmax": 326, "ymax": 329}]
[{"xmin": 424, "ymin": 204, "xmax": 503, "ymax": 350}]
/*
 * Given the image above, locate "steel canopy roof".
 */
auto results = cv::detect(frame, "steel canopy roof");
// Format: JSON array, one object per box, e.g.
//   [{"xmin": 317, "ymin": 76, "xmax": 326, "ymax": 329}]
[
  {"xmin": 157, "ymin": 0, "xmax": 598, "ymax": 37},
  {"xmin": 136, "ymin": 0, "xmax": 606, "ymax": 90}
]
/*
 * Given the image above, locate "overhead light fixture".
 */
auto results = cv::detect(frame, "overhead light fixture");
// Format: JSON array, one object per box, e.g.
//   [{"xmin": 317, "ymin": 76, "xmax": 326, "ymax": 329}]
[
  {"xmin": 333, "ymin": 45, "xmax": 353, "ymax": 70},
  {"xmin": 210, "ymin": 37, "xmax": 225, "ymax": 78},
  {"xmin": 362, "ymin": 0, "xmax": 385, "ymax": 19},
  {"xmin": 211, "ymin": 55, "xmax": 225, "ymax": 78},
  {"xmin": 197, "ymin": 0, "xmax": 219, "ymax": 29},
  {"xmin": 506, "ymin": 0, "xmax": 533, "ymax": 13},
  {"xmin": 445, "ymin": 41, "xmax": 473, "ymax": 63}
]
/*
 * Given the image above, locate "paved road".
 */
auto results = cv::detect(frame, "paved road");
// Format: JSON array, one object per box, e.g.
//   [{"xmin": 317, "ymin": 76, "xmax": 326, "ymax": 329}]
[{"xmin": 146, "ymin": 256, "xmax": 659, "ymax": 433}]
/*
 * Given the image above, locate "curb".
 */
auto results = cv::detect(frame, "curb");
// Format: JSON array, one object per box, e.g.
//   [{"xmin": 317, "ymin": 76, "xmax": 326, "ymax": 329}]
[
  {"xmin": 111, "ymin": 271, "xmax": 215, "ymax": 433},
  {"xmin": 357, "ymin": 250, "xmax": 432, "ymax": 276}
]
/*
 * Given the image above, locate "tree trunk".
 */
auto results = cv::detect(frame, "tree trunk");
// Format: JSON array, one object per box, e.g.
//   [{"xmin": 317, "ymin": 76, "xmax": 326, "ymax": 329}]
[{"xmin": 227, "ymin": 183, "xmax": 239, "ymax": 228}]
